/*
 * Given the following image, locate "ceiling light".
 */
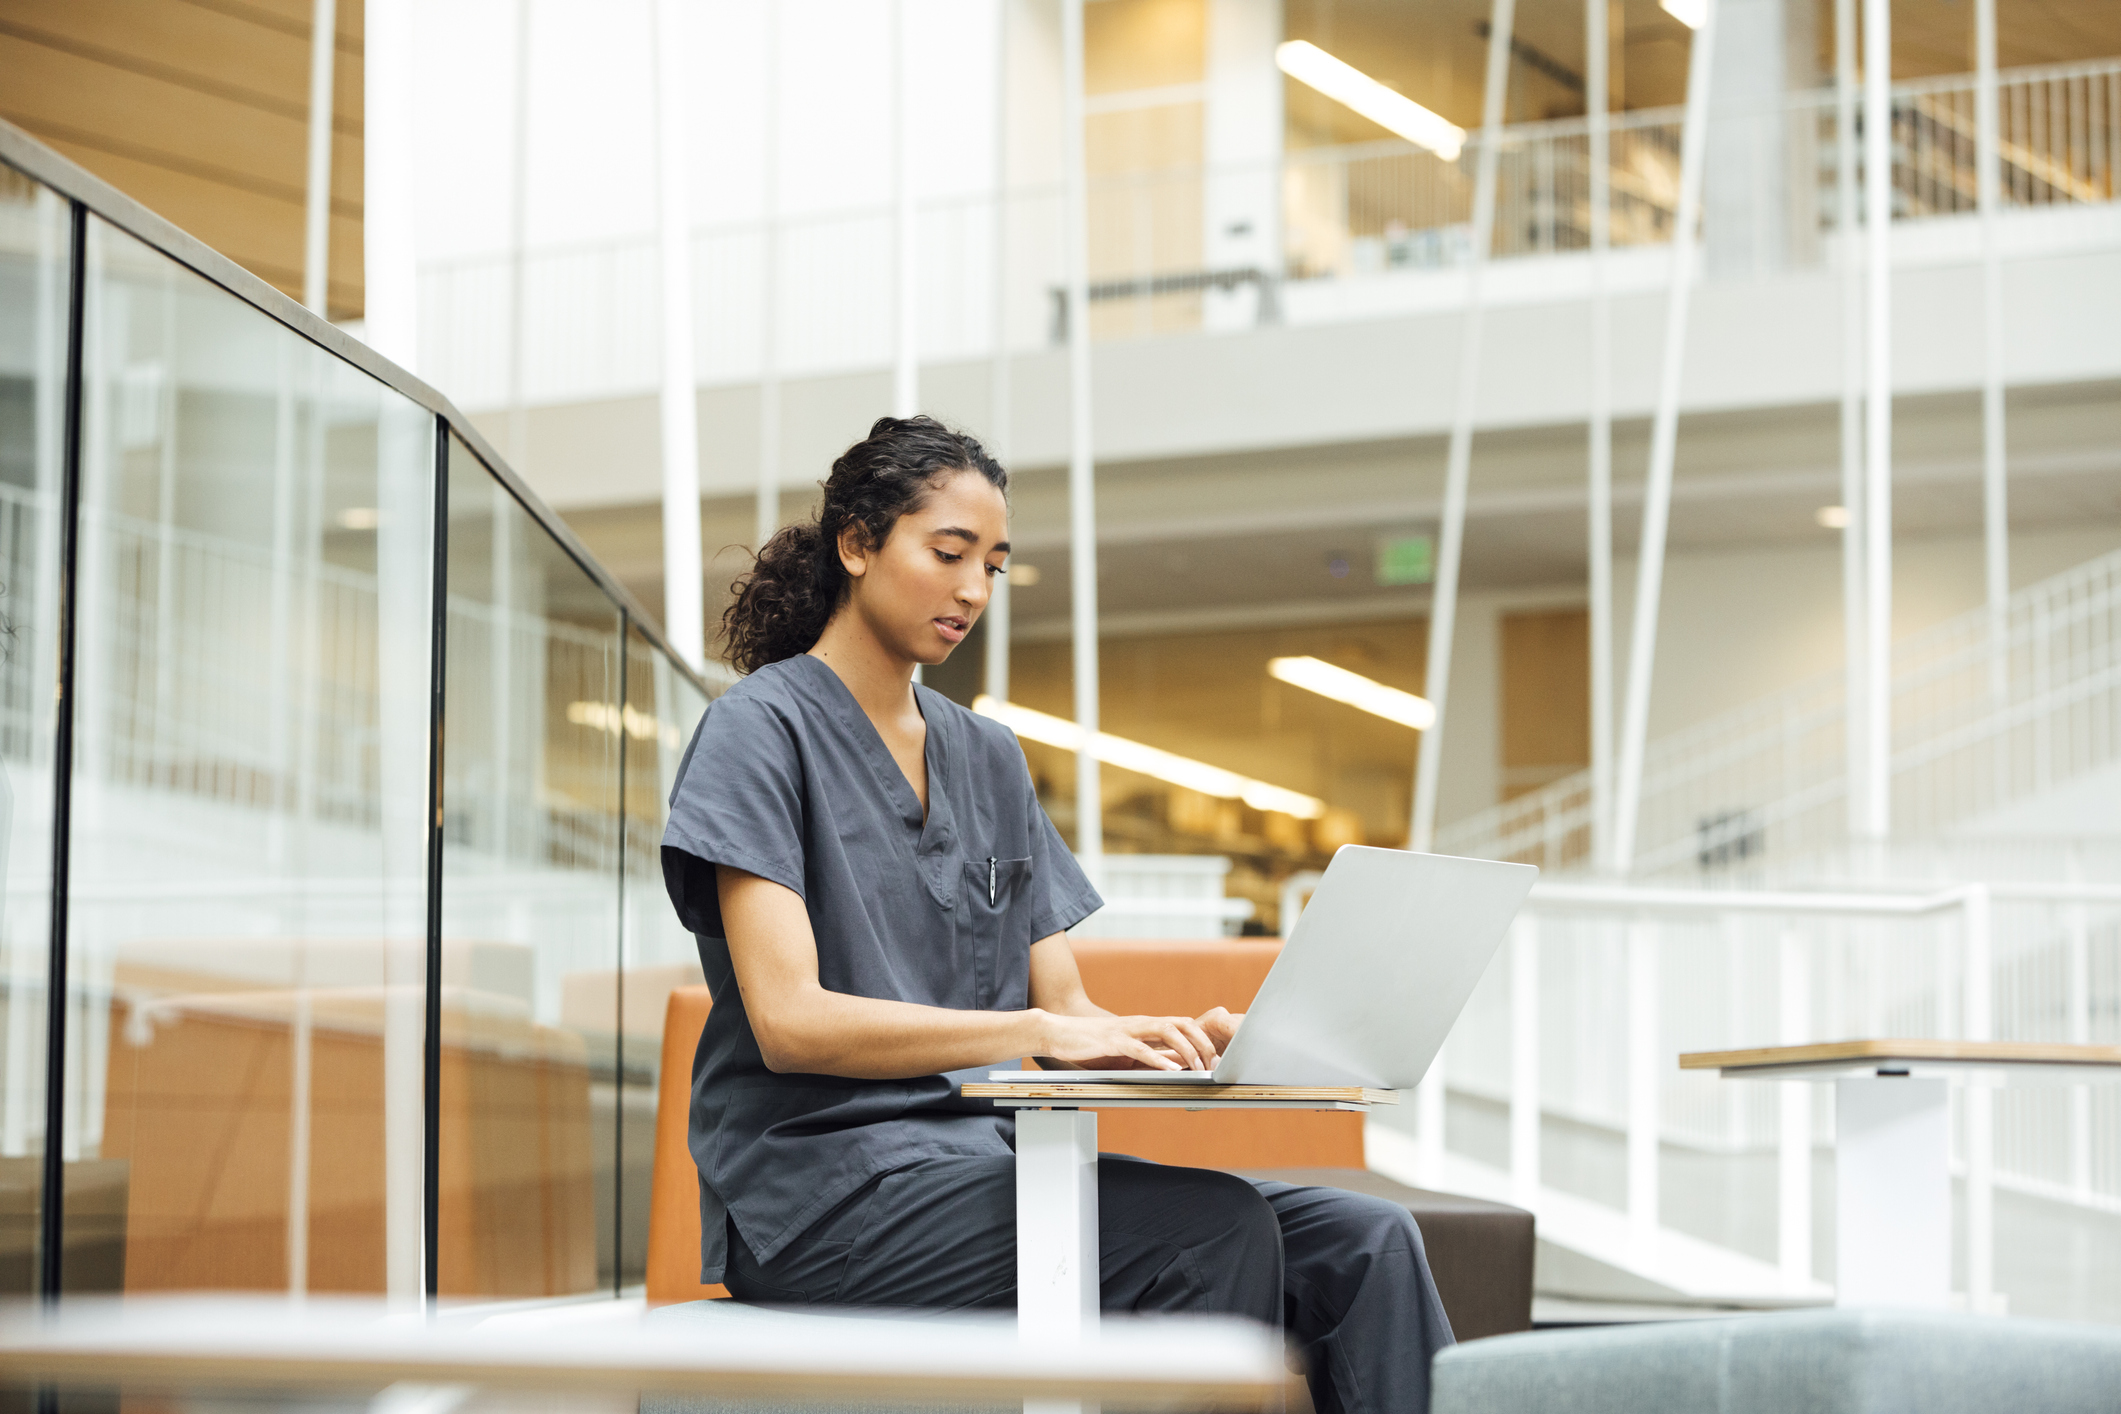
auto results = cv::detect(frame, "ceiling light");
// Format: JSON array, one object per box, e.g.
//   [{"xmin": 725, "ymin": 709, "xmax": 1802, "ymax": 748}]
[
  {"xmin": 1815, "ymin": 505, "xmax": 1850, "ymax": 529},
  {"xmin": 1660, "ymin": 0, "xmax": 1707, "ymax": 28},
  {"xmin": 1268, "ymin": 656, "xmax": 1437, "ymax": 730},
  {"xmin": 974, "ymin": 695, "xmax": 1327, "ymax": 819},
  {"xmin": 1274, "ymin": 41, "xmax": 1467, "ymax": 160},
  {"xmin": 1009, "ymin": 564, "xmax": 1042, "ymax": 587},
  {"xmin": 567, "ymin": 700, "xmax": 682, "ymax": 747},
  {"xmin": 337, "ymin": 507, "xmax": 381, "ymax": 530}
]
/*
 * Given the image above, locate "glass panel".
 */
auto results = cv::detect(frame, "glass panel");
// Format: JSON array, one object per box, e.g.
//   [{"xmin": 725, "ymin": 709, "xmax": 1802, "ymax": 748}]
[
  {"xmin": 439, "ymin": 439, "xmax": 621, "ymax": 1299},
  {"xmin": 68, "ymin": 217, "xmax": 437, "ymax": 1297},
  {"xmin": 617, "ymin": 626, "xmax": 710, "ymax": 1285},
  {"xmin": 0, "ymin": 164, "xmax": 69, "ymax": 1296}
]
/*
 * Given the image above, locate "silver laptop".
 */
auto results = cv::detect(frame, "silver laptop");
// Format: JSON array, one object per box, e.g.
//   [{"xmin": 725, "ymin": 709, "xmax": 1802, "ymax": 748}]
[{"xmin": 987, "ymin": 846, "xmax": 1537, "ymax": 1090}]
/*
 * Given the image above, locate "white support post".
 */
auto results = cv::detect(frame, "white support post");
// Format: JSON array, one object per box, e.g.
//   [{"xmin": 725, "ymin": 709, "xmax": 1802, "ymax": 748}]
[
  {"xmin": 1963, "ymin": 885, "xmax": 1996, "ymax": 1313},
  {"xmin": 301, "ymin": 0, "xmax": 337, "ymax": 315},
  {"xmin": 1611, "ymin": 0, "xmax": 1718, "ymax": 872},
  {"xmin": 1016, "ymin": 1108, "xmax": 1099, "ymax": 1356},
  {"xmin": 1409, "ymin": 0, "xmax": 1515, "ymax": 853},
  {"xmin": 1974, "ymin": 0, "xmax": 2008, "ymax": 704},
  {"xmin": 2067, "ymin": 874, "xmax": 2092, "ymax": 1199},
  {"xmin": 1626, "ymin": 920, "xmax": 1660, "ymax": 1246},
  {"xmin": 984, "ymin": 0, "xmax": 1013, "ymax": 707},
  {"xmin": 1509, "ymin": 917, "xmax": 1541, "ymax": 1209},
  {"xmin": 1061, "ymin": 0, "xmax": 1102, "ymax": 876},
  {"xmin": 1416, "ymin": 1049, "xmax": 1447, "ymax": 1188},
  {"xmin": 1834, "ymin": 0, "xmax": 1866, "ymax": 841},
  {"xmin": 1586, "ymin": 0, "xmax": 1615, "ymax": 871},
  {"xmin": 1836, "ymin": 1076, "xmax": 1950, "ymax": 1308},
  {"xmin": 893, "ymin": 0, "xmax": 919, "ymax": 418},
  {"xmin": 756, "ymin": 3, "xmax": 783, "ymax": 552},
  {"xmin": 363, "ymin": 0, "xmax": 418, "ymax": 370},
  {"xmin": 505, "ymin": 0, "xmax": 532, "ymax": 472},
  {"xmin": 652, "ymin": 0, "xmax": 704, "ymax": 670},
  {"xmin": 1858, "ymin": 0, "xmax": 1893, "ymax": 842},
  {"xmin": 1777, "ymin": 930, "xmax": 1812, "ymax": 1286}
]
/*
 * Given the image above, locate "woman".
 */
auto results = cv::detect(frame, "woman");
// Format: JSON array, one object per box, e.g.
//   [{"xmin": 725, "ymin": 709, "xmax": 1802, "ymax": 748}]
[{"xmin": 662, "ymin": 416, "xmax": 1456, "ymax": 1414}]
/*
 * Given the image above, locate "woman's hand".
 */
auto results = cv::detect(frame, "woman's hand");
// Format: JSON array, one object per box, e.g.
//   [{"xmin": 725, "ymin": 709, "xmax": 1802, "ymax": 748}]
[
  {"xmin": 1037, "ymin": 1011, "xmax": 1222, "ymax": 1072},
  {"xmin": 1195, "ymin": 1007, "xmax": 1243, "ymax": 1053}
]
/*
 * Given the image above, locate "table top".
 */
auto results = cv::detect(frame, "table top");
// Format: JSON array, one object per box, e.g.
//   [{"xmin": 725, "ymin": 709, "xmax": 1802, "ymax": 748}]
[
  {"xmin": 961, "ymin": 1081, "xmax": 1396, "ymax": 1112},
  {"xmin": 0, "ymin": 1296, "xmax": 1293, "ymax": 1409},
  {"xmin": 1680, "ymin": 1038, "xmax": 2121, "ymax": 1083}
]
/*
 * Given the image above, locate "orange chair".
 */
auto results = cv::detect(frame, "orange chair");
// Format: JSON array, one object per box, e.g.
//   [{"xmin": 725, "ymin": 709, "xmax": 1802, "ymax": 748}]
[{"xmin": 644, "ymin": 941, "xmax": 1532, "ymax": 1337}]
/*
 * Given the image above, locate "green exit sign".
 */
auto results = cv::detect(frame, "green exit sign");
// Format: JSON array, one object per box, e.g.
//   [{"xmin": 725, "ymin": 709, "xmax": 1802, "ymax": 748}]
[{"xmin": 1375, "ymin": 535, "xmax": 1434, "ymax": 586}]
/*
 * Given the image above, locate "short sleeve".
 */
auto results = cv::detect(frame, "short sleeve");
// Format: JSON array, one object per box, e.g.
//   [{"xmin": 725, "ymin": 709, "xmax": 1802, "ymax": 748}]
[
  {"xmin": 1025, "ymin": 787, "xmax": 1104, "ymax": 940},
  {"xmin": 661, "ymin": 692, "xmax": 808, "ymax": 938}
]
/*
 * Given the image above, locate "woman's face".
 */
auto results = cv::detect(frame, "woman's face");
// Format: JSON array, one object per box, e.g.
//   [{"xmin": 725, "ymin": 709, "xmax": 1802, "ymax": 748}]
[{"xmin": 837, "ymin": 470, "xmax": 1010, "ymax": 667}]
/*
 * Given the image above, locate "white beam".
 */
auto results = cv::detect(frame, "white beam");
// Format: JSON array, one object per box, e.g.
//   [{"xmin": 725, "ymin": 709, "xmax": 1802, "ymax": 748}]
[
  {"xmin": 505, "ymin": 0, "xmax": 531, "ymax": 471},
  {"xmin": 1062, "ymin": 0, "xmax": 1101, "ymax": 874},
  {"xmin": 983, "ymin": 0, "xmax": 1013, "ymax": 707},
  {"xmin": 653, "ymin": 0, "xmax": 704, "ymax": 670},
  {"xmin": 1834, "ymin": 0, "xmax": 1866, "ymax": 839},
  {"xmin": 1408, "ymin": 0, "xmax": 1514, "ymax": 853},
  {"xmin": 363, "ymin": 0, "xmax": 418, "ymax": 370},
  {"xmin": 1611, "ymin": 0, "xmax": 1719, "ymax": 872},
  {"xmin": 1586, "ymin": 0, "xmax": 1615, "ymax": 871},
  {"xmin": 894, "ymin": 0, "xmax": 919, "ymax": 418},
  {"xmin": 1976, "ymin": 0, "xmax": 2008, "ymax": 702},
  {"xmin": 757, "ymin": 4, "xmax": 783, "ymax": 551},
  {"xmin": 1859, "ymin": 0, "xmax": 1892, "ymax": 841},
  {"xmin": 301, "ymin": 0, "xmax": 337, "ymax": 315}
]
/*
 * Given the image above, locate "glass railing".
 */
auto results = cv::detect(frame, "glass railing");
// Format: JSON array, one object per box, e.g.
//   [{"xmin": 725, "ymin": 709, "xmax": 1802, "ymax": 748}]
[{"xmin": 0, "ymin": 119, "xmax": 715, "ymax": 1307}]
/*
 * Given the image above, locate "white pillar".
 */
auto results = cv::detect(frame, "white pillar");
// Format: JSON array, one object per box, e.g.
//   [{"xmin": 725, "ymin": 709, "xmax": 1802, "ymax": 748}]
[
  {"xmin": 363, "ymin": 0, "xmax": 418, "ymax": 369},
  {"xmin": 1061, "ymin": 0, "xmax": 1101, "ymax": 874},
  {"xmin": 1015, "ymin": 1108, "xmax": 1100, "ymax": 1338},
  {"xmin": 1202, "ymin": 0, "xmax": 1283, "ymax": 330},
  {"xmin": 1963, "ymin": 885, "xmax": 1996, "ymax": 1312},
  {"xmin": 1585, "ymin": 0, "xmax": 1615, "ymax": 871},
  {"xmin": 1611, "ymin": 0, "xmax": 1719, "ymax": 872},
  {"xmin": 893, "ymin": 0, "xmax": 919, "ymax": 418},
  {"xmin": 1508, "ymin": 918, "xmax": 1540, "ymax": 1209},
  {"xmin": 1409, "ymin": 0, "xmax": 1514, "ymax": 853},
  {"xmin": 1776, "ymin": 930, "xmax": 1812, "ymax": 1285},
  {"xmin": 505, "ymin": 0, "xmax": 533, "ymax": 471},
  {"xmin": 1626, "ymin": 921, "xmax": 1660, "ymax": 1245},
  {"xmin": 983, "ymin": 0, "xmax": 1013, "ymax": 707},
  {"xmin": 302, "ymin": 0, "xmax": 337, "ymax": 315},
  {"xmin": 1858, "ymin": 0, "xmax": 1892, "ymax": 841},
  {"xmin": 1975, "ymin": 0, "xmax": 2008, "ymax": 702},
  {"xmin": 1834, "ymin": 0, "xmax": 1866, "ymax": 841},
  {"xmin": 1835, "ymin": 1077, "xmax": 1950, "ymax": 1308},
  {"xmin": 757, "ymin": 3, "xmax": 783, "ymax": 551},
  {"xmin": 653, "ymin": 0, "xmax": 705, "ymax": 671}
]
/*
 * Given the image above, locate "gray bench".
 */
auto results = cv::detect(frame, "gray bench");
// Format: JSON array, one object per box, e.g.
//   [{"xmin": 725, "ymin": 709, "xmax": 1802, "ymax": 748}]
[{"xmin": 1432, "ymin": 1308, "xmax": 2121, "ymax": 1414}]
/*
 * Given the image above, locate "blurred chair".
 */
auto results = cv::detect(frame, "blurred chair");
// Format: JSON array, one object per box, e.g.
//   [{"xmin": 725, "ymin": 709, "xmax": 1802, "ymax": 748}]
[{"xmin": 648, "ymin": 939, "xmax": 1535, "ymax": 1337}]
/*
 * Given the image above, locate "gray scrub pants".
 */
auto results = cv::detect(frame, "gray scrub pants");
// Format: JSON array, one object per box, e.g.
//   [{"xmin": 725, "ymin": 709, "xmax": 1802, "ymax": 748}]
[{"xmin": 722, "ymin": 1153, "xmax": 1457, "ymax": 1414}]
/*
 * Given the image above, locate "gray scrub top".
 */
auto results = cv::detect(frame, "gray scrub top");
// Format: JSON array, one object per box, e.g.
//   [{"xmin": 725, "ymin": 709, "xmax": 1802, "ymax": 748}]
[{"xmin": 661, "ymin": 653, "xmax": 1103, "ymax": 1282}]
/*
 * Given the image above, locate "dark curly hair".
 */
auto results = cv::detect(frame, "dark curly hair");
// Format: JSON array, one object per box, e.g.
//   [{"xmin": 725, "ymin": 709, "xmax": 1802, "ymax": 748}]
[{"xmin": 720, "ymin": 415, "xmax": 1008, "ymax": 674}]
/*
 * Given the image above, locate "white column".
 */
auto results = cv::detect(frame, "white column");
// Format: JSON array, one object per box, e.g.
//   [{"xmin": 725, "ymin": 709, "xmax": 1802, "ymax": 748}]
[
  {"xmin": 1834, "ymin": 0, "xmax": 1866, "ymax": 841},
  {"xmin": 893, "ymin": 0, "xmax": 920, "ymax": 418},
  {"xmin": 505, "ymin": 0, "xmax": 533, "ymax": 470},
  {"xmin": 1416, "ymin": 1047, "xmax": 1447, "ymax": 1186},
  {"xmin": 1858, "ymin": 0, "xmax": 1892, "ymax": 841},
  {"xmin": 1611, "ymin": 0, "xmax": 1719, "ymax": 871},
  {"xmin": 983, "ymin": 0, "xmax": 1013, "ymax": 707},
  {"xmin": 1626, "ymin": 921, "xmax": 1660, "ymax": 1245},
  {"xmin": 1061, "ymin": 0, "xmax": 1101, "ymax": 874},
  {"xmin": 1409, "ymin": 0, "xmax": 1514, "ymax": 853},
  {"xmin": 363, "ymin": 0, "xmax": 418, "ymax": 369},
  {"xmin": 1585, "ymin": 0, "xmax": 1615, "ymax": 870},
  {"xmin": 1835, "ymin": 1077, "xmax": 1949, "ymax": 1308},
  {"xmin": 757, "ymin": 3, "xmax": 783, "ymax": 550},
  {"xmin": 1975, "ymin": 0, "xmax": 2008, "ymax": 702},
  {"xmin": 653, "ymin": 0, "xmax": 704, "ymax": 671},
  {"xmin": 1963, "ymin": 885, "xmax": 1996, "ymax": 1312},
  {"xmin": 302, "ymin": 0, "xmax": 337, "ymax": 315},
  {"xmin": 1201, "ymin": 0, "xmax": 1283, "ymax": 330},
  {"xmin": 1016, "ymin": 1108, "xmax": 1099, "ymax": 1340}
]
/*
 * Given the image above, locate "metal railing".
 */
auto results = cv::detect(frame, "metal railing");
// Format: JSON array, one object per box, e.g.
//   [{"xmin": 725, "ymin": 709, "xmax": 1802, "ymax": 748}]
[
  {"xmin": 416, "ymin": 57, "xmax": 2121, "ymax": 406},
  {"xmin": 1436, "ymin": 544, "xmax": 2121, "ymax": 881}
]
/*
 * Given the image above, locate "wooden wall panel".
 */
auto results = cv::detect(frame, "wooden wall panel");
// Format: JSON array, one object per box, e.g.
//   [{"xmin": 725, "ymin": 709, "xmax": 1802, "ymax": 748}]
[
  {"xmin": 1499, "ymin": 608, "xmax": 1590, "ymax": 801},
  {"xmin": 0, "ymin": 0, "xmax": 364, "ymax": 316}
]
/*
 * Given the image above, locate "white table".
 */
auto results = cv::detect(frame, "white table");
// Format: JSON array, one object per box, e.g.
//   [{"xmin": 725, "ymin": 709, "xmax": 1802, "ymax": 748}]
[
  {"xmin": 1681, "ymin": 1039, "xmax": 2121, "ymax": 1310},
  {"xmin": 960, "ymin": 1079, "xmax": 1394, "ymax": 1368}
]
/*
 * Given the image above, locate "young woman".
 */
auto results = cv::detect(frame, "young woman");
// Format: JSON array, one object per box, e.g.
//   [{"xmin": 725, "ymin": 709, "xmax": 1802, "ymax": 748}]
[{"xmin": 662, "ymin": 416, "xmax": 1456, "ymax": 1414}]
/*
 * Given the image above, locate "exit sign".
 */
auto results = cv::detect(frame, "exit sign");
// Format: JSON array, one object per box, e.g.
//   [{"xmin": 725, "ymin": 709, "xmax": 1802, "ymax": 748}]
[{"xmin": 1375, "ymin": 535, "xmax": 1434, "ymax": 586}]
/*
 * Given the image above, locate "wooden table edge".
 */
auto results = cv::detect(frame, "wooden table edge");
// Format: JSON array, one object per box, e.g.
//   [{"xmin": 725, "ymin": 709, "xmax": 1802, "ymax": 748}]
[
  {"xmin": 961, "ymin": 1083, "xmax": 1399, "ymax": 1105},
  {"xmin": 1680, "ymin": 1039, "xmax": 2121, "ymax": 1071}
]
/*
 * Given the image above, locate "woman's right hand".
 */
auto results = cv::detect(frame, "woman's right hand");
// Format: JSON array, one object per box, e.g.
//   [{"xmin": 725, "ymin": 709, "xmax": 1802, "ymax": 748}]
[{"xmin": 1036, "ymin": 1010, "xmax": 1221, "ymax": 1072}]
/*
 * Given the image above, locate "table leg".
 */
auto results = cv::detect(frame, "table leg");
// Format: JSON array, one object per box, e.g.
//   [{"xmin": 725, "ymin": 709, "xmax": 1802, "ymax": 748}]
[
  {"xmin": 1017, "ymin": 1108, "xmax": 1098, "ymax": 1414},
  {"xmin": 1835, "ymin": 1077, "xmax": 1950, "ymax": 1309}
]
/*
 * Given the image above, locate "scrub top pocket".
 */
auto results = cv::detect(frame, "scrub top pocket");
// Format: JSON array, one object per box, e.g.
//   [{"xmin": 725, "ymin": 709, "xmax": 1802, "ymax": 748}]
[{"xmin": 961, "ymin": 856, "xmax": 1033, "ymax": 1008}]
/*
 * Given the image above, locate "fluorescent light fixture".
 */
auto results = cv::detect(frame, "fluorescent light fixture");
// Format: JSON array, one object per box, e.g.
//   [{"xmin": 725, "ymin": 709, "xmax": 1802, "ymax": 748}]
[
  {"xmin": 1815, "ymin": 505, "xmax": 1851, "ymax": 529},
  {"xmin": 568, "ymin": 700, "xmax": 682, "ymax": 747},
  {"xmin": 1274, "ymin": 41, "xmax": 1466, "ymax": 161},
  {"xmin": 974, "ymin": 695, "xmax": 1327, "ymax": 819},
  {"xmin": 1009, "ymin": 564, "xmax": 1042, "ymax": 587},
  {"xmin": 337, "ymin": 507, "xmax": 381, "ymax": 530},
  {"xmin": 1267, "ymin": 657, "xmax": 1437, "ymax": 731},
  {"xmin": 1660, "ymin": 0, "xmax": 1707, "ymax": 28}
]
